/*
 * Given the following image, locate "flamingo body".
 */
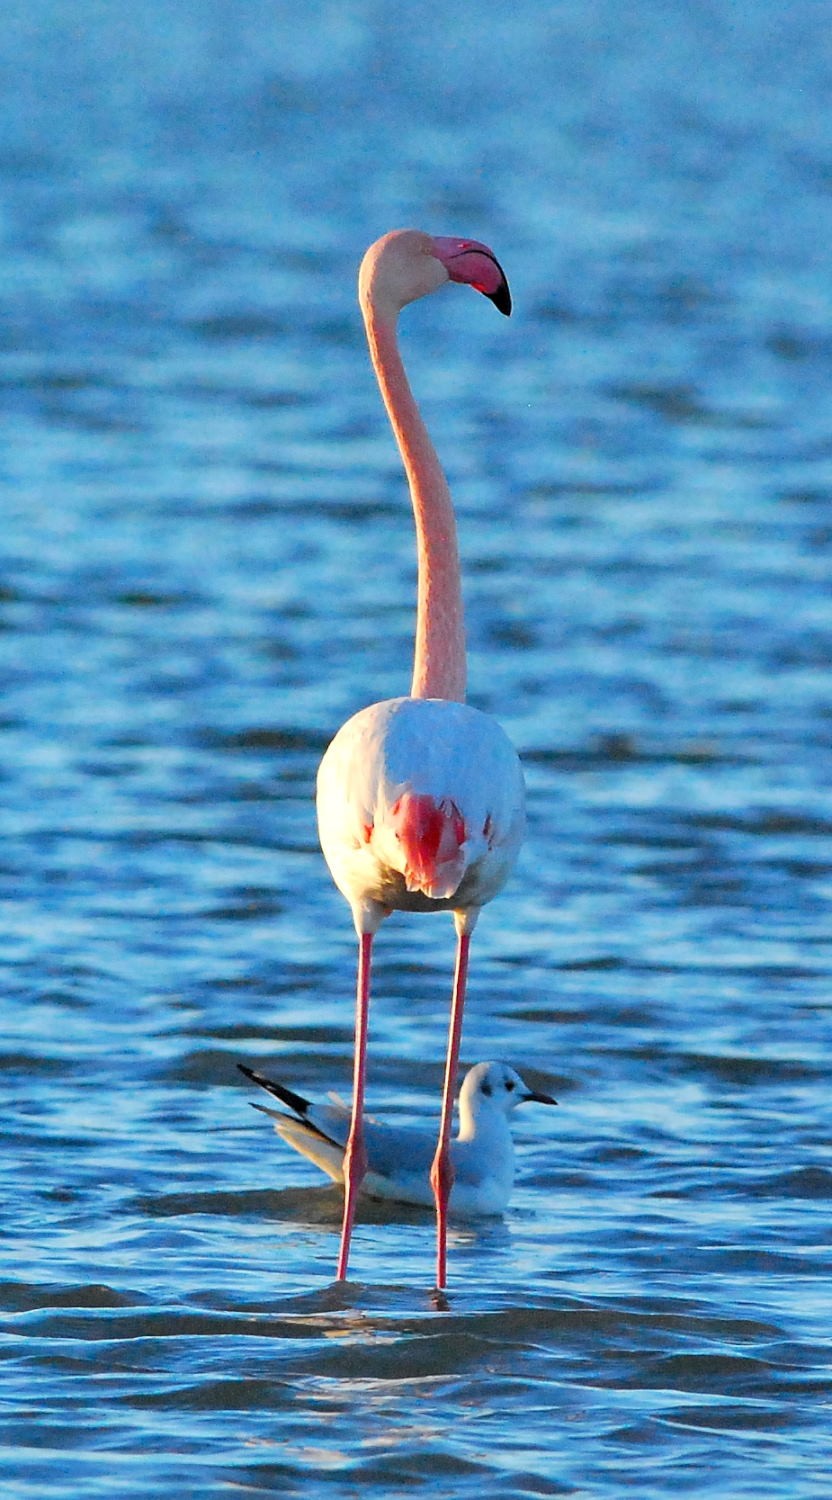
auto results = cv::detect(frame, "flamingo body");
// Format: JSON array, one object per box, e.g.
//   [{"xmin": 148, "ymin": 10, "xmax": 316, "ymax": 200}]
[{"xmin": 317, "ymin": 696, "xmax": 525, "ymax": 931}]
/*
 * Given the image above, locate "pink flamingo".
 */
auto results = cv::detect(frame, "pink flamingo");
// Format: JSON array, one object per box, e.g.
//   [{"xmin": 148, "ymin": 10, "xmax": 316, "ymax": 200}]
[{"xmin": 316, "ymin": 229, "xmax": 524, "ymax": 1288}]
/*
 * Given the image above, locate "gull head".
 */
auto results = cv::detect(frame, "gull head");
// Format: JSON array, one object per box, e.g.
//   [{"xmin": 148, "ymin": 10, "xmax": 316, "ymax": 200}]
[{"xmin": 460, "ymin": 1061, "xmax": 557, "ymax": 1126}]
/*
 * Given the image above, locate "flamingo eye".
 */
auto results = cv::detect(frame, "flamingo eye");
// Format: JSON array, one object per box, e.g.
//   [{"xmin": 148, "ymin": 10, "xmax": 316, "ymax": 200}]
[{"xmin": 505, "ymin": 1079, "xmax": 515, "ymax": 1092}]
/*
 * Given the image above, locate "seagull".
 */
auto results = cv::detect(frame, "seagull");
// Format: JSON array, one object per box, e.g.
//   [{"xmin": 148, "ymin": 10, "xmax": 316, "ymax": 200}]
[{"xmin": 238, "ymin": 1060, "xmax": 557, "ymax": 1218}]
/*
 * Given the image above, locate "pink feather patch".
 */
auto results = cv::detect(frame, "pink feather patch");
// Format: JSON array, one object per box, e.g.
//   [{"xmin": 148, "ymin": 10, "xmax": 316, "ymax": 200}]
[{"xmin": 390, "ymin": 791, "xmax": 466, "ymax": 899}]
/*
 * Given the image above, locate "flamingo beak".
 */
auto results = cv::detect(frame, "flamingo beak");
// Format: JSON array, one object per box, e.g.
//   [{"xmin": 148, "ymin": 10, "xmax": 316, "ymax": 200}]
[{"xmin": 431, "ymin": 237, "xmax": 512, "ymax": 316}]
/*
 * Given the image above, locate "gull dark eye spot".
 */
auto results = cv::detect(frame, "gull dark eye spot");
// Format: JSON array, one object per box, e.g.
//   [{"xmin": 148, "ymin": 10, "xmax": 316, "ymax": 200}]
[{"xmin": 481, "ymin": 1082, "xmax": 492, "ymax": 1097}]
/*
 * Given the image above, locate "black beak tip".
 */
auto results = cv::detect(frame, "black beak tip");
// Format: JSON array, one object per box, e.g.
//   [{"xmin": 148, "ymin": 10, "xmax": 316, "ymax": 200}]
[{"xmin": 487, "ymin": 281, "xmax": 512, "ymax": 317}]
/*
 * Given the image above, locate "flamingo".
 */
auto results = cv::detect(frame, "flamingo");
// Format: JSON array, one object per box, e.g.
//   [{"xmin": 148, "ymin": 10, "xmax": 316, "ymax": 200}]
[{"xmin": 316, "ymin": 229, "xmax": 524, "ymax": 1288}]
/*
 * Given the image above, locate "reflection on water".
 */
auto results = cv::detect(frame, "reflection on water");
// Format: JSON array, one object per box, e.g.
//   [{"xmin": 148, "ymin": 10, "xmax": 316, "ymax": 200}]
[{"xmin": 1, "ymin": 1, "xmax": 831, "ymax": 1496}]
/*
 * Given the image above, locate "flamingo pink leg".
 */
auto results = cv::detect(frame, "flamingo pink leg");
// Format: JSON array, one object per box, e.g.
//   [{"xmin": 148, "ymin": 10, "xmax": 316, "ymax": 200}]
[
  {"xmin": 430, "ymin": 929, "xmax": 471, "ymax": 1290},
  {"xmin": 336, "ymin": 930, "xmax": 373, "ymax": 1280}
]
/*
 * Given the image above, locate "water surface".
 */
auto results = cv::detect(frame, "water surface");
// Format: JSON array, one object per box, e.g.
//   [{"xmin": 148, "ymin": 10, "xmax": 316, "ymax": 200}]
[{"xmin": 1, "ymin": 2, "xmax": 831, "ymax": 1496}]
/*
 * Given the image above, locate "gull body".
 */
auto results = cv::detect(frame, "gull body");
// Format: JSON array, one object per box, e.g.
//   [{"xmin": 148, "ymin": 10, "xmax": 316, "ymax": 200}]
[{"xmin": 239, "ymin": 1061, "xmax": 557, "ymax": 1219}]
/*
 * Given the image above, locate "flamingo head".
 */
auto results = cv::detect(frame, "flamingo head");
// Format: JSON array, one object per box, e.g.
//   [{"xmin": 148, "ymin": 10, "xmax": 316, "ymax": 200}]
[
  {"xmin": 430, "ymin": 236, "xmax": 512, "ymax": 315},
  {"xmin": 359, "ymin": 229, "xmax": 511, "ymax": 319}
]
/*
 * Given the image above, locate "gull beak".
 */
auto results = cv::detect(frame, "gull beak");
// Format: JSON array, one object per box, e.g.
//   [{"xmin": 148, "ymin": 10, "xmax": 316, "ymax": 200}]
[{"xmin": 522, "ymin": 1087, "xmax": 558, "ymax": 1106}]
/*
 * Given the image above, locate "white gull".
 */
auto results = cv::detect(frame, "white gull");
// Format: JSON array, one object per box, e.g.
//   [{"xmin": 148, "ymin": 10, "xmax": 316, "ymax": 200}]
[{"xmin": 238, "ymin": 1060, "xmax": 557, "ymax": 1219}]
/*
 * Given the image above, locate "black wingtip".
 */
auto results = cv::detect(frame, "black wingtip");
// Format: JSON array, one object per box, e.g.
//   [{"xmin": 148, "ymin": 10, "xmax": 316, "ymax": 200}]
[{"xmin": 237, "ymin": 1063, "xmax": 311, "ymax": 1118}]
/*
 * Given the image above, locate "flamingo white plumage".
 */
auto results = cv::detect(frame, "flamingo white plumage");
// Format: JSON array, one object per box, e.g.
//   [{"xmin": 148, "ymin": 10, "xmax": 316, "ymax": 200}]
[{"xmin": 317, "ymin": 229, "xmax": 524, "ymax": 1288}]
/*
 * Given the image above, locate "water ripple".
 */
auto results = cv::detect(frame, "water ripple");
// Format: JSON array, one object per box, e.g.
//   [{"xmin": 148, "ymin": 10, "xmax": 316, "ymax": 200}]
[{"xmin": 2, "ymin": 0, "xmax": 832, "ymax": 1495}]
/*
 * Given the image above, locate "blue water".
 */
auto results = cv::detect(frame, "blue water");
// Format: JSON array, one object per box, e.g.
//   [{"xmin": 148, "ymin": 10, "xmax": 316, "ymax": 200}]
[{"xmin": 2, "ymin": 1, "xmax": 831, "ymax": 1495}]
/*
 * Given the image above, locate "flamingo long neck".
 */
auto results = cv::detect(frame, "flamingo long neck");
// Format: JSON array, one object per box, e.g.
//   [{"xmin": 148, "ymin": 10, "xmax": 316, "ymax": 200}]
[{"xmin": 364, "ymin": 309, "xmax": 466, "ymax": 702}]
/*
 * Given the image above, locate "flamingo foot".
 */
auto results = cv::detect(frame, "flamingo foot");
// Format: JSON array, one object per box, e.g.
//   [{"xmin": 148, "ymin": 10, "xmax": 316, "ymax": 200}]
[
  {"xmin": 431, "ymin": 926, "xmax": 472, "ymax": 1290},
  {"xmin": 337, "ymin": 1127, "xmax": 368, "ymax": 1281},
  {"xmin": 430, "ymin": 1142, "xmax": 455, "ymax": 1290},
  {"xmin": 335, "ymin": 930, "xmax": 373, "ymax": 1281}
]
